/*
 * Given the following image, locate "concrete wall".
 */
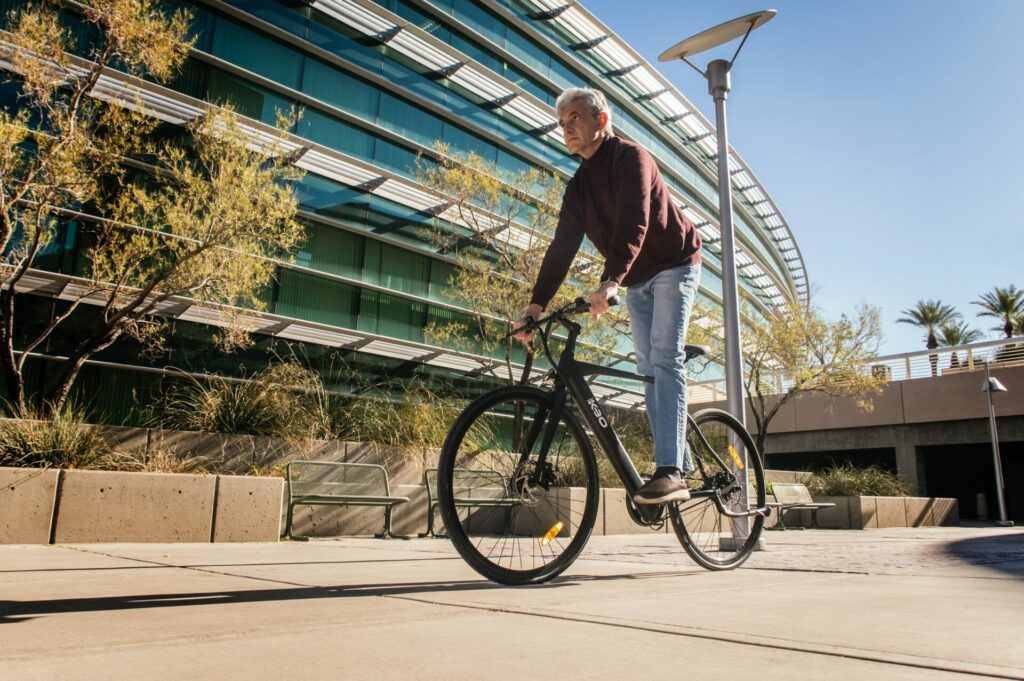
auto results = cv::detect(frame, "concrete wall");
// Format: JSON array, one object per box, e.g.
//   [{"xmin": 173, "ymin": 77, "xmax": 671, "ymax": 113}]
[
  {"xmin": 693, "ymin": 364, "xmax": 1024, "ymax": 435},
  {"xmin": 693, "ymin": 365, "xmax": 1024, "ymax": 495},
  {"xmin": 1, "ymin": 467, "xmax": 283, "ymax": 544},
  {"xmin": 1, "ymin": 467, "xmax": 59, "ymax": 543}
]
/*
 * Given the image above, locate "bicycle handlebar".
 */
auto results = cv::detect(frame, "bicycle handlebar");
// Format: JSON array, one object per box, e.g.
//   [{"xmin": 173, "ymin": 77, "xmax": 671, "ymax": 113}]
[{"xmin": 507, "ymin": 295, "xmax": 621, "ymax": 340}]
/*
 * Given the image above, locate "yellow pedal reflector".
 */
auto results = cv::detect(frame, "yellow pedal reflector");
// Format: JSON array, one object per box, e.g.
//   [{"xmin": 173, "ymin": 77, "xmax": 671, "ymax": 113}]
[
  {"xmin": 728, "ymin": 444, "xmax": 745, "ymax": 470},
  {"xmin": 540, "ymin": 521, "xmax": 564, "ymax": 546}
]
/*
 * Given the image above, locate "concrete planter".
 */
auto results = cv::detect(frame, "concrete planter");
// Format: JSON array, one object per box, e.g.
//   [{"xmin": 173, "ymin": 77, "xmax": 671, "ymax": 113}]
[
  {"xmin": 796, "ymin": 494, "xmax": 960, "ymax": 529},
  {"xmin": 1, "ymin": 466, "xmax": 283, "ymax": 544},
  {"xmin": 0, "ymin": 467, "xmax": 59, "ymax": 543}
]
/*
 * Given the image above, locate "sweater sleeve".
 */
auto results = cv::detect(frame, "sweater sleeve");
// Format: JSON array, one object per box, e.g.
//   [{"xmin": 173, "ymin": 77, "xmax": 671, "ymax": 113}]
[
  {"xmin": 600, "ymin": 145, "xmax": 653, "ymax": 285},
  {"xmin": 529, "ymin": 183, "xmax": 585, "ymax": 310}
]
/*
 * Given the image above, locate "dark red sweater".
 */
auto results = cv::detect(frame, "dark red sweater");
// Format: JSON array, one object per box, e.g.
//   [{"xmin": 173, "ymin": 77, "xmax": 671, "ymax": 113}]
[{"xmin": 529, "ymin": 135, "xmax": 701, "ymax": 309}]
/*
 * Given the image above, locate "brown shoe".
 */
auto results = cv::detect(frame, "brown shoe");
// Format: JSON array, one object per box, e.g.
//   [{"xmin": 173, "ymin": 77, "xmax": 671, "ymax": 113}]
[{"xmin": 633, "ymin": 468, "xmax": 690, "ymax": 505}]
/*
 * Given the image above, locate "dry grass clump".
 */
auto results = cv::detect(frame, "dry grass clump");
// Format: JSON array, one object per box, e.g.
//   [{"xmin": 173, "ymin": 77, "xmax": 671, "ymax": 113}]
[
  {"xmin": 806, "ymin": 463, "xmax": 911, "ymax": 497},
  {"xmin": 0, "ymin": 403, "xmax": 108, "ymax": 469}
]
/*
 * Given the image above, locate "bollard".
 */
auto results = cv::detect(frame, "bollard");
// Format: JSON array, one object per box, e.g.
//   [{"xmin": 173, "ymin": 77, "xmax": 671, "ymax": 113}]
[{"xmin": 976, "ymin": 493, "xmax": 989, "ymax": 521}]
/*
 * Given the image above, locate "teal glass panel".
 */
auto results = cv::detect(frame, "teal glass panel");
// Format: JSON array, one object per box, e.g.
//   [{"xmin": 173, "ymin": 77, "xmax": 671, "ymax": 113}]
[
  {"xmin": 210, "ymin": 16, "xmax": 303, "ymax": 90},
  {"xmin": 372, "ymin": 137, "xmax": 417, "ymax": 175},
  {"xmin": 224, "ymin": 0, "xmax": 310, "ymax": 39},
  {"xmin": 169, "ymin": 58, "xmax": 210, "ymax": 100},
  {"xmin": 428, "ymin": 259, "xmax": 459, "ymax": 304},
  {"xmin": 276, "ymin": 269, "xmax": 359, "ymax": 328},
  {"xmin": 296, "ymin": 174, "xmax": 370, "ymax": 223},
  {"xmin": 503, "ymin": 27, "xmax": 551, "ymax": 79},
  {"xmin": 363, "ymin": 240, "xmax": 430, "ymax": 297},
  {"xmin": 301, "ymin": 58, "xmax": 379, "ymax": 119},
  {"xmin": 700, "ymin": 266, "xmax": 723, "ymax": 300},
  {"xmin": 298, "ymin": 109, "xmax": 375, "ymax": 161},
  {"xmin": 296, "ymin": 223, "xmax": 364, "ymax": 280},
  {"xmin": 450, "ymin": 0, "xmax": 505, "ymax": 47},
  {"xmin": 358, "ymin": 290, "xmax": 426, "ymax": 342},
  {"xmin": 379, "ymin": 91, "xmax": 443, "ymax": 146},
  {"xmin": 442, "ymin": 121, "xmax": 496, "ymax": 161},
  {"xmin": 426, "ymin": 305, "xmax": 482, "ymax": 355},
  {"xmin": 207, "ymin": 68, "xmax": 293, "ymax": 125},
  {"xmin": 366, "ymin": 194, "xmax": 433, "ymax": 244},
  {"xmin": 307, "ymin": 11, "xmax": 384, "ymax": 76}
]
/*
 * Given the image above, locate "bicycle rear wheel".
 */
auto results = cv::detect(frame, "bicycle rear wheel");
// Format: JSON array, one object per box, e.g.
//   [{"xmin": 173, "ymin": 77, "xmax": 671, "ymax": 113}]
[
  {"xmin": 669, "ymin": 408, "xmax": 766, "ymax": 570},
  {"xmin": 437, "ymin": 386, "xmax": 600, "ymax": 585}
]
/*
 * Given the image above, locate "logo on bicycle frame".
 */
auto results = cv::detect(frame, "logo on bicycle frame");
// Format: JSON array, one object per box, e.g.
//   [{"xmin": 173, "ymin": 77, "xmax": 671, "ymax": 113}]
[{"xmin": 586, "ymin": 397, "xmax": 608, "ymax": 428}]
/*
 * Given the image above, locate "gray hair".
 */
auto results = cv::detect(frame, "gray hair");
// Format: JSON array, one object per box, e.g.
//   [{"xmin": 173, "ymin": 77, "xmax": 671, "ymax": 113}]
[{"xmin": 555, "ymin": 87, "xmax": 614, "ymax": 135}]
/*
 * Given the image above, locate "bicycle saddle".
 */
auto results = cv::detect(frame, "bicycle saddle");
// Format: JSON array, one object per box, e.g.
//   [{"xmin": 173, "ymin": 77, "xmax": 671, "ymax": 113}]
[{"xmin": 684, "ymin": 344, "xmax": 709, "ymax": 362}]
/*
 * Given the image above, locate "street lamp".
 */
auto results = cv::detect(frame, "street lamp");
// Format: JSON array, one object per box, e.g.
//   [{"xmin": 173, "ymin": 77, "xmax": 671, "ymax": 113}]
[
  {"xmin": 659, "ymin": 12, "xmax": 776, "ymax": 547},
  {"xmin": 982, "ymin": 361, "xmax": 1013, "ymax": 527},
  {"xmin": 659, "ymin": 10, "xmax": 776, "ymax": 430}
]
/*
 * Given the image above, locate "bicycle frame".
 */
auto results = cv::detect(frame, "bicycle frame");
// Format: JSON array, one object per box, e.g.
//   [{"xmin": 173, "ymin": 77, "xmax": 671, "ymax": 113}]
[{"xmin": 520, "ymin": 307, "xmax": 764, "ymax": 524}]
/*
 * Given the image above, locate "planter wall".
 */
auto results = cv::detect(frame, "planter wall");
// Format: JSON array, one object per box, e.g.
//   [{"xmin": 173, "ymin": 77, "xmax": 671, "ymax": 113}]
[
  {"xmin": 1, "ymin": 467, "xmax": 59, "ymax": 543},
  {"xmin": 777, "ymin": 494, "xmax": 960, "ymax": 529},
  {"xmin": 1, "ymin": 466, "xmax": 283, "ymax": 544}
]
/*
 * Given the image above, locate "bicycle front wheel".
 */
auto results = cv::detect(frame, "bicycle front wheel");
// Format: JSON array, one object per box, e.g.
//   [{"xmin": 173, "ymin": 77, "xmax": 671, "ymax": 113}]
[
  {"xmin": 669, "ymin": 408, "xmax": 766, "ymax": 570},
  {"xmin": 437, "ymin": 386, "xmax": 600, "ymax": 585}
]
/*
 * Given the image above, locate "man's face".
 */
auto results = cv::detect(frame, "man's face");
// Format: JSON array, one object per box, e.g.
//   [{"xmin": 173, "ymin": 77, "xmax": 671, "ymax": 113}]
[{"xmin": 558, "ymin": 98, "xmax": 607, "ymax": 159}]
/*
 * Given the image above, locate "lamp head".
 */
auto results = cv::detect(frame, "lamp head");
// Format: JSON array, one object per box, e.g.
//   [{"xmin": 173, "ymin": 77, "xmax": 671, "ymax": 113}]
[
  {"xmin": 658, "ymin": 10, "xmax": 776, "ymax": 62},
  {"xmin": 984, "ymin": 376, "xmax": 1008, "ymax": 393}
]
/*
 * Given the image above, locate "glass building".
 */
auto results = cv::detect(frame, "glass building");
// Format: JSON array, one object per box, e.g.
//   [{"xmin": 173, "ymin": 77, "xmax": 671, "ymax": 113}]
[{"xmin": 2, "ymin": 0, "xmax": 806, "ymax": 417}]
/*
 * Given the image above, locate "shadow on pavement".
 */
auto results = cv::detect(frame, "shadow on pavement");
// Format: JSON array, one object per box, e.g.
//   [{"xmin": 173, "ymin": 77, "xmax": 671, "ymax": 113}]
[
  {"xmin": 942, "ymin": 531, "xmax": 1024, "ymax": 579},
  {"xmin": 0, "ymin": 566, "xmax": 705, "ymax": 625},
  {"xmin": 0, "ymin": 578, "xmax": 506, "ymax": 624}
]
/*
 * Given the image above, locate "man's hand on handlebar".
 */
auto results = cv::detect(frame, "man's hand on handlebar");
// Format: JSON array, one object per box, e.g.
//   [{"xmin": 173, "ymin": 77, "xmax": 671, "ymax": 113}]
[
  {"xmin": 587, "ymin": 281, "xmax": 619, "ymax": 321},
  {"xmin": 512, "ymin": 303, "xmax": 544, "ymax": 343}
]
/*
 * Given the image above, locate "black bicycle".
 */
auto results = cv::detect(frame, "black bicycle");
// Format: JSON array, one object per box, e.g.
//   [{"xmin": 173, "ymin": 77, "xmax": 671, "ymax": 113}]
[{"xmin": 437, "ymin": 297, "xmax": 768, "ymax": 585}]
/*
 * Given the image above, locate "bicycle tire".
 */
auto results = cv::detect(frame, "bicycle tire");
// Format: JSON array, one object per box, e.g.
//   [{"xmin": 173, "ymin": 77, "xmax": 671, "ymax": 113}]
[
  {"xmin": 669, "ymin": 408, "xmax": 766, "ymax": 570},
  {"xmin": 437, "ymin": 386, "xmax": 600, "ymax": 585}
]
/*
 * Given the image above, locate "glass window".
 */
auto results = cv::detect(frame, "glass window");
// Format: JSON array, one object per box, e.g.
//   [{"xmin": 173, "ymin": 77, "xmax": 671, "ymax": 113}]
[
  {"xmin": 210, "ymin": 16, "xmax": 303, "ymax": 90},
  {"xmin": 224, "ymin": 0, "xmax": 310, "ymax": 39},
  {"xmin": 296, "ymin": 174, "xmax": 370, "ymax": 223},
  {"xmin": 276, "ymin": 270, "xmax": 360, "ymax": 328},
  {"xmin": 379, "ymin": 91, "xmax": 443, "ymax": 146},
  {"xmin": 362, "ymin": 240, "xmax": 430, "ymax": 297},
  {"xmin": 298, "ymin": 109, "xmax": 375, "ymax": 161},
  {"xmin": 297, "ymin": 223, "xmax": 365, "ymax": 280},
  {"xmin": 358, "ymin": 290, "xmax": 426, "ymax": 342},
  {"xmin": 207, "ymin": 68, "xmax": 294, "ymax": 125},
  {"xmin": 301, "ymin": 58, "xmax": 379, "ymax": 119}
]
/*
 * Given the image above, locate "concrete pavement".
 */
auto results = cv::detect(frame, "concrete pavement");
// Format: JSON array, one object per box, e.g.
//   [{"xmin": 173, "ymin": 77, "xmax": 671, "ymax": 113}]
[{"xmin": 1, "ymin": 527, "xmax": 1022, "ymax": 680}]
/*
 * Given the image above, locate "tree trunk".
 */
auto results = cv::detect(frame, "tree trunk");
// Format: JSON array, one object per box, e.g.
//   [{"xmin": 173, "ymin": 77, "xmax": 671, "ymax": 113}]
[
  {"xmin": 42, "ymin": 330, "xmax": 121, "ymax": 417},
  {"xmin": 0, "ymin": 290, "xmax": 26, "ymax": 413}
]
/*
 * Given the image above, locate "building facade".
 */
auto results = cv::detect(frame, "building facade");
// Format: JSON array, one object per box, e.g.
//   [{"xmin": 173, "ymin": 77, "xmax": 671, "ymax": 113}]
[{"xmin": 3, "ymin": 0, "xmax": 806, "ymax": 418}]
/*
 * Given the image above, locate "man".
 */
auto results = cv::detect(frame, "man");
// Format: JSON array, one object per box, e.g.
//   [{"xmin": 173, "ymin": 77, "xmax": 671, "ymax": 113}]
[{"xmin": 513, "ymin": 88, "xmax": 702, "ymax": 505}]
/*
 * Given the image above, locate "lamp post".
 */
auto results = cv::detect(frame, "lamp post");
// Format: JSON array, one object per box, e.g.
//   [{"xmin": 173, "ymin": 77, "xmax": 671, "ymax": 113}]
[
  {"xmin": 659, "ymin": 11, "xmax": 776, "ymax": 546},
  {"xmin": 982, "ymin": 361, "xmax": 1013, "ymax": 527},
  {"xmin": 658, "ymin": 10, "xmax": 776, "ymax": 430}
]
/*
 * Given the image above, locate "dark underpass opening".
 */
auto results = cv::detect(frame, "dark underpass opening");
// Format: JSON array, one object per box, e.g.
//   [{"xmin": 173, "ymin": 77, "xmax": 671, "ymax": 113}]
[{"xmin": 922, "ymin": 442, "xmax": 1024, "ymax": 521}]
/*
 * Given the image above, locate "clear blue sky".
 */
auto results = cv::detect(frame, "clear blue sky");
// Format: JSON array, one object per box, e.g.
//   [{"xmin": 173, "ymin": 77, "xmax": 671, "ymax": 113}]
[{"xmin": 581, "ymin": 0, "xmax": 1024, "ymax": 355}]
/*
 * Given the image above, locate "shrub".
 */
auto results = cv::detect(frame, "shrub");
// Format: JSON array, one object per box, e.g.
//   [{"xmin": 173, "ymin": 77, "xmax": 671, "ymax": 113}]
[
  {"xmin": 151, "ymin": 362, "xmax": 335, "ymax": 445},
  {"xmin": 806, "ymin": 463, "xmax": 911, "ymax": 497},
  {"xmin": 0, "ymin": 403, "xmax": 108, "ymax": 469},
  {"xmin": 100, "ymin": 448, "xmax": 210, "ymax": 474}
]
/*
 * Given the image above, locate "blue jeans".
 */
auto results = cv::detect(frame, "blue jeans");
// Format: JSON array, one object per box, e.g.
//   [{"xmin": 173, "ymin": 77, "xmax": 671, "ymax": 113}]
[{"xmin": 625, "ymin": 264, "xmax": 701, "ymax": 472}]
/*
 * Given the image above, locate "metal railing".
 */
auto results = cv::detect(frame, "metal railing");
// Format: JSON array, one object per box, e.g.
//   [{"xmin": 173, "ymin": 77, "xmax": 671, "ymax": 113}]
[{"xmin": 687, "ymin": 336, "xmax": 1024, "ymax": 404}]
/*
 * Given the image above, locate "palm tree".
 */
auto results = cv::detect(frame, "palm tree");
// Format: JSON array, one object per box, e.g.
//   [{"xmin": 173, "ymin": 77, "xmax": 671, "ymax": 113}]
[
  {"xmin": 937, "ymin": 322, "xmax": 984, "ymax": 368},
  {"xmin": 973, "ymin": 285, "xmax": 1022, "ymax": 339},
  {"xmin": 897, "ymin": 300, "xmax": 961, "ymax": 350},
  {"xmin": 897, "ymin": 300, "xmax": 961, "ymax": 376}
]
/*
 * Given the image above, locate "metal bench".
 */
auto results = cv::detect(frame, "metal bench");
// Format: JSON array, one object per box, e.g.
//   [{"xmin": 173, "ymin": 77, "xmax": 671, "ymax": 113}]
[
  {"xmin": 419, "ymin": 467, "xmax": 519, "ymax": 538},
  {"xmin": 285, "ymin": 461, "xmax": 409, "ymax": 539},
  {"xmin": 768, "ymin": 482, "xmax": 835, "ymax": 530}
]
